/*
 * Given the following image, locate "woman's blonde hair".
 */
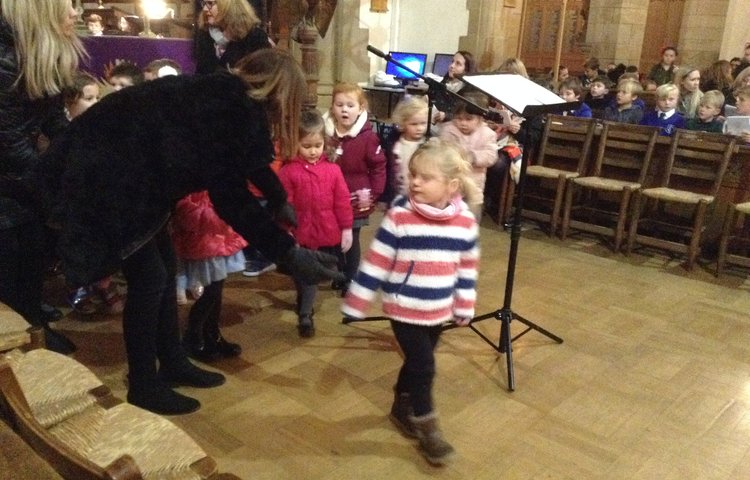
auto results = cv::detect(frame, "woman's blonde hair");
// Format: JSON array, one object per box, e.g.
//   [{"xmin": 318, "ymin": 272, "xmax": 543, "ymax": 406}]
[
  {"xmin": 732, "ymin": 66, "xmax": 750, "ymax": 92},
  {"xmin": 233, "ymin": 49, "xmax": 306, "ymax": 159},
  {"xmin": 409, "ymin": 138, "xmax": 482, "ymax": 207},
  {"xmin": 494, "ymin": 57, "xmax": 529, "ymax": 79},
  {"xmin": 197, "ymin": 0, "xmax": 260, "ymax": 39},
  {"xmin": 1, "ymin": 0, "xmax": 86, "ymax": 99},
  {"xmin": 392, "ymin": 96, "xmax": 428, "ymax": 128}
]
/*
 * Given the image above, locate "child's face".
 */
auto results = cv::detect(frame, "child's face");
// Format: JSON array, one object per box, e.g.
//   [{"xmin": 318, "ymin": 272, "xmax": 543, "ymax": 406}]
[
  {"xmin": 401, "ymin": 110, "xmax": 428, "ymax": 142},
  {"xmin": 87, "ymin": 21, "xmax": 103, "ymax": 35},
  {"xmin": 332, "ymin": 92, "xmax": 363, "ymax": 131},
  {"xmin": 559, "ymin": 88, "xmax": 579, "ymax": 103},
  {"xmin": 448, "ymin": 53, "xmax": 466, "ymax": 79},
  {"xmin": 408, "ymin": 161, "xmax": 458, "ymax": 209},
  {"xmin": 298, "ymin": 132, "xmax": 325, "ymax": 164},
  {"xmin": 662, "ymin": 49, "xmax": 677, "ymax": 66},
  {"xmin": 697, "ymin": 103, "xmax": 721, "ymax": 122},
  {"xmin": 735, "ymin": 95, "xmax": 750, "ymax": 115},
  {"xmin": 68, "ymin": 84, "xmax": 100, "ymax": 119},
  {"xmin": 681, "ymin": 70, "xmax": 700, "ymax": 93},
  {"xmin": 109, "ymin": 75, "xmax": 134, "ymax": 91},
  {"xmin": 584, "ymin": 67, "xmax": 598, "ymax": 79},
  {"xmin": 616, "ymin": 89, "xmax": 635, "ymax": 108},
  {"xmin": 590, "ymin": 81, "xmax": 608, "ymax": 98},
  {"xmin": 558, "ymin": 68, "xmax": 569, "ymax": 81},
  {"xmin": 453, "ymin": 112, "xmax": 482, "ymax": 136},
  {"xmin": 657, "ymin": 91, "xmax": 679, "ymax": 112}
]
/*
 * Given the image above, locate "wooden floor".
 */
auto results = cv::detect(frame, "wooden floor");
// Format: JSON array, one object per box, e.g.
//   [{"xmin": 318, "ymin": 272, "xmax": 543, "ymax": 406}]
[{"xmin": 48, "ymin": 213, "xmax": 750, "ymax": 480}]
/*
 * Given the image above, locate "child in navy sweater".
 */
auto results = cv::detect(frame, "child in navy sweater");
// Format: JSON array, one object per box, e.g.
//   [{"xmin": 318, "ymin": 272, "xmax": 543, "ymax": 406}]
[
  {"xmin": 640, "ymin": 82, "xmax": 685, "ymax": 136},
  {"xmin": 559, "ymin": 77, "xmax": 592, "ymax": 118},
  {"xmin": 604, "ymin": 79, "xmax": 644, "ymax": 124},
  {"xmin": 343, "ymin": 138, "xmax": 481, "ymax": 466}
]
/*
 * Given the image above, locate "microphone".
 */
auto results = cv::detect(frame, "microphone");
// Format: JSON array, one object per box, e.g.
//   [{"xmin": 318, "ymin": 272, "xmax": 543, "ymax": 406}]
[{"xmin": 366, "ymin": 45, "xmax": 388, "ymax": 59}]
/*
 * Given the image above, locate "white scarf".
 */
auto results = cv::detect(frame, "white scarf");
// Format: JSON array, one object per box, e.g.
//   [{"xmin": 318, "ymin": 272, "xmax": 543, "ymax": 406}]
[{"xmin": 209, "ymin": 27, "xmax": 228, "ymax": 58}]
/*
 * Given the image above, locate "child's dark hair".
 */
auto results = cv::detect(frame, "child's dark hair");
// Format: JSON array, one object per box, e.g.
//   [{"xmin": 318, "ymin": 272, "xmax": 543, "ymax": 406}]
[
  {"xmin": 453, "ymin": 91, "xmax": 488, "ymax": 116},
  {"xmin": 456, "ymin": 50, "xmax": 477, "ymax": 75},
  {"xmin": 591, "ymin": 75, "xmax": 613, "ymax": 88},
  {"xmin": 299, "ymin": 108, "xmax": 325, "ymax": 138},
  {"xmin": 583, "ymin": 57, "xmax": 600, "ymax": 70},
  {"xmin": 62, "ymin": 71, "xmax": 98, "ymax": 107},
  {"xmin": 109, "ymin": 61, "xmax": 144, "ymax": 85},
  {"xmin": 559, "ymin": 77, "xmax": 584, "ymax": 96},
  {"xmin": 661, "ymin": 46, "xmax": 678, "ymax": 56}
]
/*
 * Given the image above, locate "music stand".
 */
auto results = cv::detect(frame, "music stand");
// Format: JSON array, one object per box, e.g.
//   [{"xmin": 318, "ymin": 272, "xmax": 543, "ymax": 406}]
[{"xmin": 440, "ymin": 73, "xmax": 572, "ymax": 391}]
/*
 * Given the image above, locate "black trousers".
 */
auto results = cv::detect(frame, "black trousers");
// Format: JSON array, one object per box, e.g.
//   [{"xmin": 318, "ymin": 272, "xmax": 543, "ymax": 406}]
[
  {"xmin": 390, "ymin": 320, "xmax": 443, "ymax": 417},
  {"xmin": 342, "ymin": 227, "xmax": 361, "ymax": 282},
  {"xmin": 0, "ymin": 219, "xmax": 45, "ymax": 325},
  {"xmin": 186, "ymin": 279, "xmax": 224, "ymax": 344},
  {"xmin": 120, "ymin": 228, "xmax": 186, "ymax": 386}
]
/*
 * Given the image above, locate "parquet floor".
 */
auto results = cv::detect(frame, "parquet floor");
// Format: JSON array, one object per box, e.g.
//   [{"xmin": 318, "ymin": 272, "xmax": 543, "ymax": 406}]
[{"xmin": 50, "ymin": 213, "xmax": 750, "ymax": 480}]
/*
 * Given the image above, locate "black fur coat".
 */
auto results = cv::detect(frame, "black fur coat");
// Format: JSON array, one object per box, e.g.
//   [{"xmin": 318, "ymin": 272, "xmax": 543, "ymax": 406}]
[{"xmin": 37, "ymin": 72, "xmax": 294, "ymax": 286}]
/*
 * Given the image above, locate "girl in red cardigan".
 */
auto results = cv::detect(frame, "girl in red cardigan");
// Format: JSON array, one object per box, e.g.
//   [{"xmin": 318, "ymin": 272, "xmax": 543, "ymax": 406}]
[
  {"xmin": 279, "ymin": 110, "xmax": 354, "ymax": 337},
  {"xmin": 171, "ymin": 191, "xmax": 247, "ymax": 360}
]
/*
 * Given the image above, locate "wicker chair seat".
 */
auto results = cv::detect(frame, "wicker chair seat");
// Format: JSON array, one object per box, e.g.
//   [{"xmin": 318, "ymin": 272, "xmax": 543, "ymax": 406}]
[
  {"xmin": 526, "ymin": 165, "xmax": 580, "ymax": 179},
  {"xmin": 49, "ymin": 402, "xmax": 211, "ymax": 480},
  {"xmin": 3, "ymin": 349, "xmax": 103, "ymax": 428},
  {"xmin": 573, "ymin": 176, "xmax": 641, "ymax": 192},
  {"xmin": 0, "ymin": 304, "xmax": 32, "ymax": 352},
  {"xmin": 641, "ymin": 187, "xmax": 714, "ymax": 205}
]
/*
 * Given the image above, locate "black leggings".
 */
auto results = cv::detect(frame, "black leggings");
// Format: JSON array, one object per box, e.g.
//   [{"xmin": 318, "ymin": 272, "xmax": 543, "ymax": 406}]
[
  {"xmin": 0, "ymin": 220, "xmax": 45, "ymax": 325},
  {"xmin": 390, "ymin": 320, "xmax": 442, "ymax": 416},
  {"xmin": 342, "ymin": 227, "xmax": 361, "ymax": 282},
  {"xmin": 120, "ymin": 228, "xmax": 186, "ymax": 386},
  {"xmin": 186, "ymin": 279, "xmax": 224, "ymax": 344}
]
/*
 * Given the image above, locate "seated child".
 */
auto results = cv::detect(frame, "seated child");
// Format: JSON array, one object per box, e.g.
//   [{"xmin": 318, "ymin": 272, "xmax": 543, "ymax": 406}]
[
  {"xmin": 86, "ymin": 14, "xmax": 103, "ymax": 36},
  {"xmin": 604, "ymin": 79, "xmax": 644, "ymax": 124},
  {"xmin": 584, "ymin": 75, "xmax": 613, "ymax": 119},
  {"xmin": 640, "ymin": 82, "xmax": 686, "ymax": 136},
  {"xmin": 559, "ymin": 77, "xmax": 592, "ymax": 118},
  {"xmin": 107, "ymin": 61, "xmax": 144, "ymax": 91},
  {"xmin": 729, "ymin": 85, "xmax": 750, "ymax": 144},
  {"xmin": 62, "ymin": 71, "xmax": 100, "ymax": 120},
  {"xmin": 685, "ymin": 90, "xmax": 725, "ymax": 133},
  {"xmin": 439, "ymin": 91, "xmax": 498, "ymax": 219}
]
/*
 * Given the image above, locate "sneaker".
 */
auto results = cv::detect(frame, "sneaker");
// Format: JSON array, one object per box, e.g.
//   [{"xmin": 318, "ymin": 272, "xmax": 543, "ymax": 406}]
[
  {"xmin": 189, "ymin": 285, "xmax": 204, "ymax": 300},
  {"xmin": 68, "ymin": 287, "xmax": 97, "ymax": 315},
  {"xmin": 242, "ymin": 259, "xmax": 277, "ymax": 277}
]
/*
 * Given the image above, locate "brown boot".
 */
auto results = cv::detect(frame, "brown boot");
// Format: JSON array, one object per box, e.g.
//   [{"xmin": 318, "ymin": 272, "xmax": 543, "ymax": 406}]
[
  {"xmin": 389, "ymin": 391, "xmax": 417, "ymax": 438},
  {"xmin": 410, "ymin": 412, "xmax": 455, "ymax": 465}
]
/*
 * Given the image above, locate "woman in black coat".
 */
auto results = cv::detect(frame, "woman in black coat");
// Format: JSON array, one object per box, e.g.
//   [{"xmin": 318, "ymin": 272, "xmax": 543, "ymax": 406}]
[
  {"xmin": 0, "ymin": 0, "xmax": 84, "ymax": 353},
  {"xmin": 193, "ymin": 0, "xmax": 272, "ymax": 74},
  {"xmin": 38, "ymin": 49, "xmax": 342, "ymax": 415}
]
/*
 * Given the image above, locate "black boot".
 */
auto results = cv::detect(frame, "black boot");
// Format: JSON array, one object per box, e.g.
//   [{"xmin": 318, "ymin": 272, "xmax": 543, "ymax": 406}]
[
  {"xmin": 158, "ymin": 360, "xmax": 225, "ymax": 388},
  {"xmin": 127, "ymin": 377, "xmax": 200, "ymax": 415},
  {"xmin": 297, "ymin": 314, "xmax": 315, "ymax": 338},
  {"xmin": 389, "ymin": 390, "xmax": 417, "ymax": 438}
]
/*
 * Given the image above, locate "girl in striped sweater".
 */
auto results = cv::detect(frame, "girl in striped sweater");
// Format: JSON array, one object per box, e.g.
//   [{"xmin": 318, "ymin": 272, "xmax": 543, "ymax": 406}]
[{"xmin": 342, "ymin": 138, "xmax": 481, "ymax": 466}]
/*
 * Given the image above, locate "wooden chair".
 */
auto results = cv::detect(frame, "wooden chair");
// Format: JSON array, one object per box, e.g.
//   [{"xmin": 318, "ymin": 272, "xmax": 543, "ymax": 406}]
[
  {"xmin": 716, "ymin": 201, "xmax": 750, "ymax": 275},
  {"xmin": 0, "ymin": 349, "xmax": 238, "ymax": 480},
  {"xmin": 0, "ymin": 302, "xmax": 44, "ymax": 353},
  {"xmin": 507, "ymin": 114, "xmax": 597, "ymax": 235},
  {"xmin": 560, "ymin": 122, "xmax": 661, "ymax": 251},
  {"xmin": 626, "ymin": 129, "xmax": 737, "ymax": 270}
]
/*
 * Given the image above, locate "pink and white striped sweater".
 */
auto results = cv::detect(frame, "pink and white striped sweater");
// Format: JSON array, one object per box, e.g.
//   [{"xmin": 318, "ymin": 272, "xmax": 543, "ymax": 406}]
[{"xmin": 342, "ymin": 195, "xmax": 479, "ymax": 326}]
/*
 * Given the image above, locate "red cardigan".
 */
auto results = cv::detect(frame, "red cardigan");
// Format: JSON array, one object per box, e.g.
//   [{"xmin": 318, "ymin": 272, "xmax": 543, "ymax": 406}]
[
  {"xmin": 171, "ymin": 191, "xmax": 247, "ymax": 260},
  {"xmin": 278, "ymin": 155, "xmax": 354, "ymax": 249}
]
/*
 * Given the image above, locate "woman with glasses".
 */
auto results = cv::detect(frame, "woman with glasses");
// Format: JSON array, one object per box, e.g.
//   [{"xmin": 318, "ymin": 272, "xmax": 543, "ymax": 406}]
[
  {"xmin": 193, "ymin": 0, "xmax": 272, "ymax": 74},
  {"xmin": 36, "ymin": 48, "xmax": 343, "ymax": 415}
]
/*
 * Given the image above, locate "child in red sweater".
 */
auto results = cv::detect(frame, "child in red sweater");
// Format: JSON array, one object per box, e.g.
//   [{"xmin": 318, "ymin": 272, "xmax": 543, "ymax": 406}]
[{"xmin": 279, "ymin": 110, "xmax": 354, "ymax": 337}]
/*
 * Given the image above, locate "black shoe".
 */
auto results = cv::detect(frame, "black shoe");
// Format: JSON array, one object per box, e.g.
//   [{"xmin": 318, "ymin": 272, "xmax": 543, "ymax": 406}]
[
  {"xmin": 297, "ymin": 315, "xmax": 315, "ymax": 338},
  {"xmin": 159, "ymin": 361, "xmax": 225, "ymax": 388},
  {"xmin": 213, "ymin": 335, "xmax": 242, "ymax": 358},
  {"xmin": 42, "ymin": 326, "xmax": 76, "ymax": 354},
  {"xmin": 127, "ymin": 380, "xmax": 200, "ymax": 415},
  {"xmin": 339, "ymin": 281, "xmax": 351, "ymax": 298},
  {"xmin": 40, "ymin": 303, "xmax": 63, "ymax": 322},
  {"xmin": 185, "ymin": 342, "xmax": 221, "ymax": 362}
]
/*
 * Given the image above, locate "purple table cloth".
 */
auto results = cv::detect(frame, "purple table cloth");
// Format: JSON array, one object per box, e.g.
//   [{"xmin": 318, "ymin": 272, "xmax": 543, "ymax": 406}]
[{"xmin": 82, "ymin": 35, "xmax": 196, "ymax": 79}]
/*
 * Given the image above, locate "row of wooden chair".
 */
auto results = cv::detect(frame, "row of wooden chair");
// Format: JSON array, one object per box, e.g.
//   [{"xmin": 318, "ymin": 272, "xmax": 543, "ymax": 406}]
[{"xmin": 502, "ymin": 115, "xmax": 745, "ymax": 273}]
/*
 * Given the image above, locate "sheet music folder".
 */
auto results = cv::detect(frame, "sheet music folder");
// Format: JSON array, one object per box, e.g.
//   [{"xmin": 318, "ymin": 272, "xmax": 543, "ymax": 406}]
[{"xmin": 462, "ymin": 73, "xmax": 578, "ymax": 118}]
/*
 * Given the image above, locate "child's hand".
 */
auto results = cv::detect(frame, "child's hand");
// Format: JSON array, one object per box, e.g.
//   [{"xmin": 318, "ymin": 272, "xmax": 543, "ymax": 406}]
[
  {"xmin": 454, "ymin": 316, "xmax": 471, "ymax": 327},
  {"xmin": 433, "ymin": 111, "xmax": 446, "ymax": 124},
  {"xmin": 341, "ymin": 228, "xmax": 353, "ymax": 253}
]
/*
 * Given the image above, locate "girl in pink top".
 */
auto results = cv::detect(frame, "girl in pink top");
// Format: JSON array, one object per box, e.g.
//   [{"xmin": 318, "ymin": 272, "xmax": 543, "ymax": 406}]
[{"xmin": 279, "ymin": 110, "xmax": 354, "ymax": 337}]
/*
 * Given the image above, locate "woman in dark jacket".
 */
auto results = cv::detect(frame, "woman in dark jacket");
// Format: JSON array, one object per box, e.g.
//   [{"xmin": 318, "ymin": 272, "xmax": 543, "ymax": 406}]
[
  {"xmin": 0, "ymin": 0, "xmax": 84, "ymax": 353},
  {"xmin": 38, "ymin": 49, "xmax": 343, "ymax": 415},
  {"xmin": 193, "ymin": 0, "xmax": 272, "ymax": 74}
]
